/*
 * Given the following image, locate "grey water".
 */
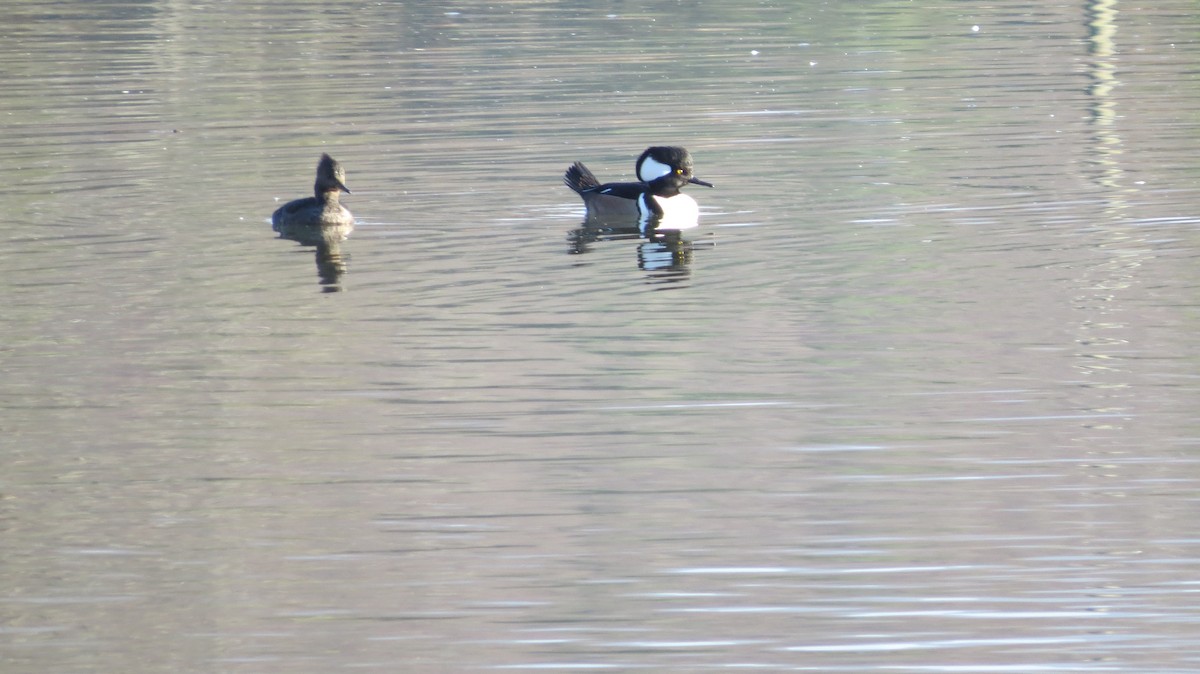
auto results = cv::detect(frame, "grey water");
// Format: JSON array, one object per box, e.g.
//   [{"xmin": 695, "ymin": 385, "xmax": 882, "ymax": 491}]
[{"xmin": 4, "ymin": 1, "xmax": 1200, "ymax": 672}]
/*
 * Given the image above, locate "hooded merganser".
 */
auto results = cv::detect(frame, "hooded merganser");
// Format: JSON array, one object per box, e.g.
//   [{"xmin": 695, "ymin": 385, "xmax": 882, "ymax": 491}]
[
  {"xmin": 563, "ymin": 146, "xmax": 713, "ymax": 228},
  {"xmin": 272, "ymin": 153, "xmax": 354, "ymax": 231}
]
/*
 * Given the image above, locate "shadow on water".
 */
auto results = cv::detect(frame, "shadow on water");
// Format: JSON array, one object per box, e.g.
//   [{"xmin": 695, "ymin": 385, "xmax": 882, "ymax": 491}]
[{"xmin": 273, "ymin": 221, "xmax": 353, "ymax": 292}]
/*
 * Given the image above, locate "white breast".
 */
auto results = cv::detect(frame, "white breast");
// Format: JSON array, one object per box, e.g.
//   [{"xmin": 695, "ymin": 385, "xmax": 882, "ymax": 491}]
[{"xmin": 641, "ymin": 193, "xmax": 701, "ymax": 231}]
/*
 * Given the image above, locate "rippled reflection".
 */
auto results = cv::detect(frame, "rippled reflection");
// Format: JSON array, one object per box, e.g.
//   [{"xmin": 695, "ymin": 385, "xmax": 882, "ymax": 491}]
[
  {"xmin": 273, "ymin": 221, "xmax": 353, "ymax": 291},
  {"xmin": 567, "ymin": 219, "xmax": 696, "ymax": 286},
  {"xmin": 1086, "ymin": 0, "xmax": 1124, "ymax": 196}
]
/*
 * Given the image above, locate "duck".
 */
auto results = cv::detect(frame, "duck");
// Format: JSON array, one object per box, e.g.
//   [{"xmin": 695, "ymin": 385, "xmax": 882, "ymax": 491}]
[
  {"xmin": 563, "ymin": 146, "xmax": 713, "ymax": 229},
  {"xmin": 272, "ymin": 153, "xmax": 354, "ymax": 231}
]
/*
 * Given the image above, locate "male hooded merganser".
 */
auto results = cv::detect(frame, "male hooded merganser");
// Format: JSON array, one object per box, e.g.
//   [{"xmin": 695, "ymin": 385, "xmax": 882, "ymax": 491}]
[
  {"xmin": 563, "ymin": 146, "xmax": 713, "ymax": 228},
  {"xmin": 272, "ymin": 153, "xmax": 354, "ymax": 231}
]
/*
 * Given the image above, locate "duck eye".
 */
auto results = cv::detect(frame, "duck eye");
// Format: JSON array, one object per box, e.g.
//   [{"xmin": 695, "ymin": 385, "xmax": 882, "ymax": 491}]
[{"xmin": 675, "ymin": 168, "xmax": 685, "ymax": 175}]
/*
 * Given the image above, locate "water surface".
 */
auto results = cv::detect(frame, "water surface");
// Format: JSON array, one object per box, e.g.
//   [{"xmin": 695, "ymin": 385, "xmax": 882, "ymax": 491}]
[{"xmin": 4, "ymin": 1, "xmax": 1200, "ymax": 672}]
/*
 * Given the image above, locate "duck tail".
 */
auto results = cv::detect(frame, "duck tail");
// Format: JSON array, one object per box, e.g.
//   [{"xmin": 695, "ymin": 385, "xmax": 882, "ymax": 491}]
[{"xmin": 563, "ymin": 162, "xmax": 600, "ymax": 194}]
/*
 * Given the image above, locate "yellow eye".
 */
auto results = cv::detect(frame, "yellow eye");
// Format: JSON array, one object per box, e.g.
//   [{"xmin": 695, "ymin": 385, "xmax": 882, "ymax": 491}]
[{"xmin": 676, "ymin": 168, "xmax": 685, "ymax": 175}]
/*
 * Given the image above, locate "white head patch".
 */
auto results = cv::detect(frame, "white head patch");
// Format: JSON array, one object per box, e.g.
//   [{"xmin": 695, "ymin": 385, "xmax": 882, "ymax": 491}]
[{"xmin": 638, "ymin": 155, "xmax": 673, "ymax": 182}]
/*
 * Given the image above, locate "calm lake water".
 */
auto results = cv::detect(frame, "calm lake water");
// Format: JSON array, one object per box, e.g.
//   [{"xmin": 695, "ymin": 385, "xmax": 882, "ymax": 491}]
[{"xmin": 4, "ymin": 0, "xmax": 1200, "ymax": 672}]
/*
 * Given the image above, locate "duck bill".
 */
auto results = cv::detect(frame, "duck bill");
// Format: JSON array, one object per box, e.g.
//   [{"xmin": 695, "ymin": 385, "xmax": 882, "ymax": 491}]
[
  {"xmin": 689, "ymin": 176, "xmax": 714, "ymax": 188},
  {"xmin": 337, "ymin": 181, "xmax": 352, "ymax": 195}
]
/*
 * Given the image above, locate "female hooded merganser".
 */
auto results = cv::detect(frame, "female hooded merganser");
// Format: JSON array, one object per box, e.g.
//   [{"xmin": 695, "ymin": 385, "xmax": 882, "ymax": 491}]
[
  {"xmin": 563, "ymin": 146, "xmax": 713, "ymax": 229},
  {"xmin": 272, "ymin": 153, "xmax": 354, "ymax": 231}
]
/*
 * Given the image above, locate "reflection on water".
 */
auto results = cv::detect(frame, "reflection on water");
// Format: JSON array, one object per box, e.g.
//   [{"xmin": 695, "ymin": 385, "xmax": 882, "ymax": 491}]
[
  {"xmin": 4, "ymin": 0, "xmax": 1200, "ymax": 672},
  {"xmin": 273, "ymin": 220, "xmax": 352, "ymax": 291},
  {"xmin": 567, "ymin": 222, "xmax": 696, "ymax": 286},
  {"xmin": 1086, "ymin": 0, "xmax": 1124, "ymax": 196}
]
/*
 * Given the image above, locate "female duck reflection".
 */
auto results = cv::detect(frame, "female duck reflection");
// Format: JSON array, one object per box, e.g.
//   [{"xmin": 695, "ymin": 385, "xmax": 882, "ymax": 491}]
[{"xmin": 271, "ymin": 154, "xmax": 354, "ymax": 291}]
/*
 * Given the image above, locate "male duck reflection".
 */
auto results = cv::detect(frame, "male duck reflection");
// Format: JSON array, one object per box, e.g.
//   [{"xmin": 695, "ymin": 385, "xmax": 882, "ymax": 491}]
[
  {"xmin": 272, "ymin": 153, "xmax": 354, "ymax": 232},
  {"xmin": 563, "ymin": 146, "xmax": 713, "ymax": 230}
]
